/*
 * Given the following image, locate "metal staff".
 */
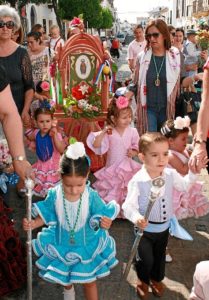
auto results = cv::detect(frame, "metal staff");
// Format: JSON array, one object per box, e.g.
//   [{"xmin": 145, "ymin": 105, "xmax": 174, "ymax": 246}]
[
  {"xmin": 123, "ymin": 177, "xmax": 165, "ymax": 280},
  {"xmin": 25, "ymin": 178, "xmax": 35, "ymax": 300}
]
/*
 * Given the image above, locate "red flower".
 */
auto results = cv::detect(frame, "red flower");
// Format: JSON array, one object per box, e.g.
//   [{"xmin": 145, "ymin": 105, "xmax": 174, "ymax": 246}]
[
  {"xmin": 71, "ymin": 86, "xmax": 83, "ymax": 100},
  {"xmin": 71, "ymin": 83, "xmax": 93, "ymax": 100}
]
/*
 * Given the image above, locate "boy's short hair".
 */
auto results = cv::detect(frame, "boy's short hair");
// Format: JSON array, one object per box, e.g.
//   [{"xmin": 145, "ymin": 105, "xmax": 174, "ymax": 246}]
[{"xmin": 139, "ymin": 132, "xmax": 168, "ymax": 154}]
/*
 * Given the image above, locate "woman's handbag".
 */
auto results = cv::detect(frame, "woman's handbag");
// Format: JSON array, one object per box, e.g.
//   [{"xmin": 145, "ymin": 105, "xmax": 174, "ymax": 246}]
[{"xmin": 175, "ymin": 90, "xmax": 201, "ymax": 124}]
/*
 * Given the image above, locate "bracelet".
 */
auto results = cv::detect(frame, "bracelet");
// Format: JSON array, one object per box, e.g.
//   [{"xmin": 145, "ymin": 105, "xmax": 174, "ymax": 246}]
[
  {"xmin": 194, "ymin": 140, "xmax": 207, "ymax": 145},
  {"xmin": 12, "ymin": 155, "xmax": 26, "ymax": 161}
]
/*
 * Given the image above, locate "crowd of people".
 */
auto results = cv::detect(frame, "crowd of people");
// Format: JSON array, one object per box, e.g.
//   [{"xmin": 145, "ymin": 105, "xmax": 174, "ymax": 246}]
[{"xmin": 0, "ymin": 3, "xmax": 209, "ymax": 300}]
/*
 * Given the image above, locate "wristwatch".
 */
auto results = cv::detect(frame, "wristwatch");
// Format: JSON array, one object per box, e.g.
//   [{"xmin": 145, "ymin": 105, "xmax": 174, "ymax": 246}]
[
  {"xmin": 12, "ymin": 155, "xmax": 26, "ymax": 161},
  {"xmin": 194, "ymin": 138, "xmax": 207, "ymax": 145}
]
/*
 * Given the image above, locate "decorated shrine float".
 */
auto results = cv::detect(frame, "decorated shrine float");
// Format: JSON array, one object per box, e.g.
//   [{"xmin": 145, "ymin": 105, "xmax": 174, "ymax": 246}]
[{"xmin": 54, "ymin": 32, "xmax": 114, "ymax": 171}]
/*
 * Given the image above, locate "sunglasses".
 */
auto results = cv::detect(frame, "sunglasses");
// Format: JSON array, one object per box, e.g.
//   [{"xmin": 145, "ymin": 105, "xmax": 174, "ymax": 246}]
[
  {"xmin": 0, "ymin": 21, "xmax": 15, "ymax": 29},
  {"xmin": 146, "ymin": 32, "xmax": 160, "ymax": 39}
]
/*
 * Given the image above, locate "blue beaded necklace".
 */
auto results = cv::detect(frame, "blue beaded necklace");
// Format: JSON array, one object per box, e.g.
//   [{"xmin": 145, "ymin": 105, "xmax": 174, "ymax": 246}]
[{"xmin": 62, "ymin": 185, "xmax": 83, "ymax": 244}]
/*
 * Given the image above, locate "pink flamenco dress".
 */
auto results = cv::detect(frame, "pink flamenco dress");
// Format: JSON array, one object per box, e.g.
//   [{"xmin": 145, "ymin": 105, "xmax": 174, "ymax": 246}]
[
  {"xmin": 32, "ymin": 130, "xmax": 62, "ymax": 198},
  {"xmin": 169, "ymin": 149, "xmax": 209, "ymax": 219},
  {"xmin": 87, "ymin": 127, "xmax": 141, "ymax": 217}
]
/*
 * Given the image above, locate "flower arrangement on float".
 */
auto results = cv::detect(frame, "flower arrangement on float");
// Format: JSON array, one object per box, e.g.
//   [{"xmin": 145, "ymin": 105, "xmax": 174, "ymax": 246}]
[
  {"xmin": 196, "ymin": 30, "xmax": 209, "ymax": 50},
  {"xmin": 63, "ymin": 81, "xmax": 103, "ymax": 119},
  {"xmin": 196, "ymin": 30, "xmax": 209, "ymax": 67}
]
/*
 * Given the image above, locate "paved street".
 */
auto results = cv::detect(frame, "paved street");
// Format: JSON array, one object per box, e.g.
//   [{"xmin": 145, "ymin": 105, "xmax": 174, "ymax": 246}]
[
  {"xmin": 115, "ymin": 46, "xmax": 132, "ymax": 83},
  {"xmin": 3, "ymin": 170, "xmax": 209, "ymax": 300},
  {"xmin": 2, "ymin": 49, "xmax": 209, "ymax": 300}
]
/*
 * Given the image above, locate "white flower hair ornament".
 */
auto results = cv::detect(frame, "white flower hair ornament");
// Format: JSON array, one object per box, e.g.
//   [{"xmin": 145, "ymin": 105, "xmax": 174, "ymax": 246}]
[
  {"xmin": 65, "ymin": 142, "xmax": 86, "ymax": 160},
  {"xmin": 174, "ymin": 116, "xmax": 191, "ymax": 130}
]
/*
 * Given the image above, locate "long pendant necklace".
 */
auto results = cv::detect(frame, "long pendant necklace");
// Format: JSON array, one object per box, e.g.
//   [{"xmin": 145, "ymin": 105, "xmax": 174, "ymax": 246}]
[
  {"xmin": 62, "ymin": 185, "xmax": 83, "ymax": 245},
  {"xmin": 153, "ymin": 55, "xmax": 165, "ymax": 87}
]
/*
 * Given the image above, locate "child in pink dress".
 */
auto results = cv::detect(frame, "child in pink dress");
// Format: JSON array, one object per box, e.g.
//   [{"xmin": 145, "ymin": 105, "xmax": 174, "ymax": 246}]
[
  {"xmin": 26, "ymin": 107, "xmax": 66, "ymax": 197},
  {"xmin": 161, "ymin": 116, "xmax": 209, "ymax": 220},
  {"xmin": 87, "ymin": 92, "xmax": 141, "ymax": 216}
]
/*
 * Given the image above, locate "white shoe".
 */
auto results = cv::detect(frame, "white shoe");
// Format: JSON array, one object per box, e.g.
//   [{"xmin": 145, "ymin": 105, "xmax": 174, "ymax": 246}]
[
  {"xmin": 63, "ymin": 286, "xmax": 75, "ymax": 300},
  {"xmin": 165, "ymin": 253, "xmax": 173, "ymax": 263}
]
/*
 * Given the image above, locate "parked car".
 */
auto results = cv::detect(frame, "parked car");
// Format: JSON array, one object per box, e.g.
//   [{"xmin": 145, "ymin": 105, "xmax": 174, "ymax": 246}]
[{"xmin": 116, "ymin": 33, "xmax": 126, "ymax": 45}]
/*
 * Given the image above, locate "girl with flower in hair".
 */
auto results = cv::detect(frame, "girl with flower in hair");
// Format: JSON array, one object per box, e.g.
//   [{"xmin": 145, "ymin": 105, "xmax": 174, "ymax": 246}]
[
  {"xmin": 87, "ymin": 89, "xmax": 141, "ymax": 216},
  {"xmin": 25, "ymin": 106, "xmax": 66, "ymax": 197},
  {"xmin": 161, "ymin": 116, "xmax": 209, "ymax": 220},
  {"xmin": 23, "ymin": 141, "xmax": 119, "ymax": 300}
]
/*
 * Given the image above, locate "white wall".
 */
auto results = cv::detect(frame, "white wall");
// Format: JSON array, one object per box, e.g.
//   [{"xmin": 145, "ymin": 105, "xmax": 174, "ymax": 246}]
[{"xmin": 25, "ymin": 3, "xmax": 57, "ymax": 33}]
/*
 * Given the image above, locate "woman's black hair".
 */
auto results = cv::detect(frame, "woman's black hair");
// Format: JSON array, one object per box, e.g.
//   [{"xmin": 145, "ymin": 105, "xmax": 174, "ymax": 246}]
[
  {"xmin": 176, "ymin": 27, "xmax": 185, "ymax": 36},
  {"xmin": 27, "ymin": 31, "xmax": 42, "ymax": 44},
  {"xmin": 59, "ymin": 155, "xmax": 90, "ymax": 178}
]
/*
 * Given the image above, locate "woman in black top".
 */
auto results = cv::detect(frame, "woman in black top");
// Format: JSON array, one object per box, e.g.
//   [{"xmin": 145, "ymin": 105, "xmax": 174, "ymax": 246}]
[
  {"xmin": 0, "ymin": 64, "xmax": 32, "ymax": 179},
  {"xmin": 0, "ymin": 5, "xmax": 34, "ymax": 126}
]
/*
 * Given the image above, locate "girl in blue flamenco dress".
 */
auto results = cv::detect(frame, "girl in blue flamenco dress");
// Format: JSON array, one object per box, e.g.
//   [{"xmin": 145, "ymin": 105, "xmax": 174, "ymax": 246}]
[{"xmin": 23, "ymin": 141, "xmax": 120, "ymax": 300}]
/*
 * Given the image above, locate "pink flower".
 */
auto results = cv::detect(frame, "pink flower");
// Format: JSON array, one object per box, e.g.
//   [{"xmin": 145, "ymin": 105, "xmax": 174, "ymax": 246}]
[
  {"xmin": 71, "ymin": 17, "xmax": 81, "ymax": 26},
  {"xmin": 40, "ymin": 81, "xmax": 50, "ymax": 92},
  {"xmin": 116, "ymin": 96, "xmax": 129, "ymax": 109},
  {"xmin": 92, "ymin": 106, "xmax": 99, "ymax": 111}
]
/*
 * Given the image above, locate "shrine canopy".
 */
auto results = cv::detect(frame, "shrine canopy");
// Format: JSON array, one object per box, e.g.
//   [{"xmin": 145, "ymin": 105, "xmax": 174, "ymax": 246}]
[{"xmin": 58, "ymin": 32, "xmax": 111, "ymax": 115}]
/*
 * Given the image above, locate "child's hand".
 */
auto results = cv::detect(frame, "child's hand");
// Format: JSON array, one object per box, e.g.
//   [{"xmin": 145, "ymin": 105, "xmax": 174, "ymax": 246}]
[
  {"xmin": 49, "ymin": 127, "xmax": 57, "ymax": 137},
  {"xmin": 136, "ymin": 217, "xmax": 148, "ymax": 230},
  {"xmin": 100, "ymin": 217, "xmax": 112, "ymax": 230},
  {"xmin": 22, "ymin": 217, "xmax": 36, "ymax": 231},
  {"xmin": 127, "ymin": 149, "xmax": 138, "ymax": 158},
  {"xmin": 103, "ymin": 125, "xmax": 113, "ymax": 135}
]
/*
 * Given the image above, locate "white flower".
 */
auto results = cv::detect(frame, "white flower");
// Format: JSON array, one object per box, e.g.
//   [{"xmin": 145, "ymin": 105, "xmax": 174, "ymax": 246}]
[
  {"xmin": 184, "ymin": 116, "xmax": 191, "ymax": 127},
  {"xmin": 78, "ymin": 99, "xmax": 88, "ymax": 108},
  {"xmin": 78, "ymin": 84, "xmax": 89, "ymax": 95},
  {"xmin": 174, "ymin": 116, "xmax": 190, "ymax": 130},
  {"xmin": 65, "ymin": 142, "xmax": 86, "ymax": 160}
]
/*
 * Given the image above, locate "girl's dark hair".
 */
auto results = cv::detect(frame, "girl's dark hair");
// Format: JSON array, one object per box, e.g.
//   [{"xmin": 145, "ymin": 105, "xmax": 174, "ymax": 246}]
[
  {"xmin": 34, "ymin": 107, "xmax": 53, "ymax": 120},
  {"xmin": 27, "ymin": 31, "xmax": 42, "ymax": 44},
  {"xmin": 161, "ymin": 119, "xmax": 189, "ymax": 139},
  {"xmin": 106, "ymin": 98, "xmax": 133, "ymax": 126},
  {"xmin": 59, "ymin": 155, "xmax": 90, "ymax": 177},
  {"xmin": 145, "ymin": 19, "xmax": 171, "ymax": 50},
  {"xmin": 139, "ymin": 132, "xmax": 168, "ymax": 154}
]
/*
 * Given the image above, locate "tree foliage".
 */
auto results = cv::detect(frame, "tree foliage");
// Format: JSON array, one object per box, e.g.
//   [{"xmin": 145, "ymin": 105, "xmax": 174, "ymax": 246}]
[
  {"xmin": 0, "ymin": 0, "xmax": 113, "ymax": 32},
  {"xmin": 100, "ymin": 7, "xmax": 113, "ymax": 29},
  {"xmin": 59, "ymin": 0, "xmax": 102, "ymax": 28}
]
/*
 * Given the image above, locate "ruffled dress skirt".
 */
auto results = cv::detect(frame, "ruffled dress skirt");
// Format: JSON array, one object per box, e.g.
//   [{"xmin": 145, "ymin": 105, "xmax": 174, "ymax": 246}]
[
  {"xmin": 173, "ymin": 182, "xmax": 209, "ymax": 220},
  {"xmin": 93, "ymin": 156, "xmax": 141, "ymax": 214},
  {"xmin": 32, "ymin": 227, "xmax": 118, "ymax": 285},
  {"xmin": 33, "ymin": 155, "xmax": 60, "ymax": 198}
]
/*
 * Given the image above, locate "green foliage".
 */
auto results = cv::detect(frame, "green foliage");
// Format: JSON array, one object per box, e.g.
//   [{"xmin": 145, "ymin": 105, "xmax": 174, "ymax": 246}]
[
  {"xmin": 99, "ymin": 7, "xmax": 113, "ymax": 29},
  {"xmin": 59, "ymin": 0, "xmax": 103, "ymax": 28}
]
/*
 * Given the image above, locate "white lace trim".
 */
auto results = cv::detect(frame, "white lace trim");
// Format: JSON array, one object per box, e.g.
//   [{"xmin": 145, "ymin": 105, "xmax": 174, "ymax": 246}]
[{"xmin": 55, "ymin": 185, "xmax": 89, "ymax": 232}]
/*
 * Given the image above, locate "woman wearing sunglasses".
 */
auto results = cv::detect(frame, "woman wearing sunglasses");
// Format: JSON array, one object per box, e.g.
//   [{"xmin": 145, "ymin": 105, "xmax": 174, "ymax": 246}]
[
  {"xmin": 0, "ymin": 5, "xmax": 34, "ymax": 126},
  {"xmin": 126, "ymin": 19, "xmax": 181, "ymax": 135}
]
